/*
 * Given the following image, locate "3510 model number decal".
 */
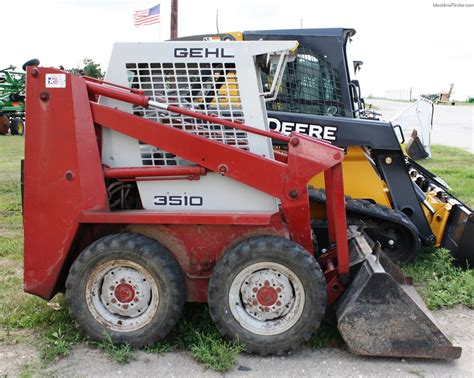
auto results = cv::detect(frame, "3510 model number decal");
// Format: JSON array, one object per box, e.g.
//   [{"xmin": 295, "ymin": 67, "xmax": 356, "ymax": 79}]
[{"xmin": 154, "ymin": 195, "xmax": 203, "ymax": 206}]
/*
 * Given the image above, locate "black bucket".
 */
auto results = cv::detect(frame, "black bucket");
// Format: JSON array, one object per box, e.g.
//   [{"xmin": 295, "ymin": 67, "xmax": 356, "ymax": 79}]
[{"xmin": 335, "ymin": 234, "xmax": 462, "ymax": 359}]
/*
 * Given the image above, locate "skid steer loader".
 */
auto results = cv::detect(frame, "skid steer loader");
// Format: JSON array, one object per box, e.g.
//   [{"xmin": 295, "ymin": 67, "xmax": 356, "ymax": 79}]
[
  {"xmin": 23, "ymin": 40, "xmax": 460, "ymax": 359},
  {"xmin": 178, "ymin": 29, "xmax": 473, "ymax": 268}
]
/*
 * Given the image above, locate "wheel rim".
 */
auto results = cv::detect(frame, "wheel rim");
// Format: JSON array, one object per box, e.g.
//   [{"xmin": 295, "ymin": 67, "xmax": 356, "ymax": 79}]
[
  {"xmin": 18, "ymin": 121, "xmax": 24, "ymax": 135},
  {"xmin": 85, "ymin": 259, "xmax": 159, "ymax": 332},
  {"xmin": 228, "ymin": 262, "xmax": 305, "ymax": 336}
]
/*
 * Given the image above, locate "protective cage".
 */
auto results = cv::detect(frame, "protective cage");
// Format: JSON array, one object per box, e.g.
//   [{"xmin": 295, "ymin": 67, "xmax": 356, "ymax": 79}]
[{"xmin": 100, "ymin": 41, "xmax": 297, "ymax": 212}]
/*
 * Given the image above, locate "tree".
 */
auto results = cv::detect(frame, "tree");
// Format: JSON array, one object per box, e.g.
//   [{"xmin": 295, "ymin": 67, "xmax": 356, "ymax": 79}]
[{"xmin": 82, "ymin": 58, "xmax": 104, "ymax": 79}]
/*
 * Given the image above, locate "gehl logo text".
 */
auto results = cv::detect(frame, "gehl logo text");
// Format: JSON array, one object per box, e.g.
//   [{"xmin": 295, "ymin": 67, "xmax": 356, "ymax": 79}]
[{"xmin": 174, "ymin": 48, "xmax": 235, "ymax": 58}]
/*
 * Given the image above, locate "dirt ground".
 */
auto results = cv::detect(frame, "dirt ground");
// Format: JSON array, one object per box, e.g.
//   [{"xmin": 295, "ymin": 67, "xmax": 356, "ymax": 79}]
[{"xmin": 1, "ymin": 307, "xmax": 472, "ymax": 377}]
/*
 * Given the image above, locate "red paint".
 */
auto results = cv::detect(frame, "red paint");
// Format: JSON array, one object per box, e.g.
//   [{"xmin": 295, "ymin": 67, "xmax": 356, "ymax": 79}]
[
  {"xmin": 24, "ymin": 68, "xmax": 351, "ymax": 306},
  {"xmin": 103, "ymin": 166, "xmax": 206, "ymax": 179},
  {"xmin": 257, "ymin": 287, "xmax": 278, "ymax": 306},
  {"xmin": 115, "ymin": 283, "xmax": 135, "ymax": 303},
  {"xmin": 79, "ymin": 210, "xmax": 276, "ymax": 225}
]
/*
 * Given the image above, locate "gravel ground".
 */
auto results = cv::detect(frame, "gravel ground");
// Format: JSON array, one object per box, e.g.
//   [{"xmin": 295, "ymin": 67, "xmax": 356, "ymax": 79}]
[{"xmin": 1, "ymin": 307, "xmax": 472, "ymax": 377}]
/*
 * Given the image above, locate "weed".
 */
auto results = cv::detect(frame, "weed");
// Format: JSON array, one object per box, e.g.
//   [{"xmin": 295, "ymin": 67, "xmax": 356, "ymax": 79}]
[
  {"xmin": 97, "ymin": 333, "xmax": 137, "ymax": 364},
  {"xmin": 145, "ymin": 304, "xmax": 244, "ymax": 373},
  {"xmin": 143, "ymin": 339, "xmax": 175, "ymax": 354},
  {"xmin": 17, "ymin": 362, "xmax": 40, "ymax": 378},
  {"xmin": 309, "ymin": 322, "xmax": 344, "ymax": 349},
  {"xmin": 38, "ymin": 298, "xmax": 82, "ymax": 364},
  {"xmin": 191, "ymin": 331, "xmax": 244, "ymax": 373},
  {"xmin": 402, "ymin": 248, "xmax": 474, "ymax": 309},
  {"xmin": 40, "ymin": 327, "xmax": 78, "ymax": 363}
]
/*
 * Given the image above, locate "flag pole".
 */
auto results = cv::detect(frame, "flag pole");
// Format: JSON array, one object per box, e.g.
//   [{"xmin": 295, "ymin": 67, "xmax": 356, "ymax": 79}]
[{"xmin": 171, "ymin": 0, "xmax": 178, "ymax": 39}]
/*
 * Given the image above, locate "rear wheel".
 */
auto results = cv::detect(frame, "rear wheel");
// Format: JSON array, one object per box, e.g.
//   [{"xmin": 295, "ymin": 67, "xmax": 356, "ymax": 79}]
[
  {"xmin": 0, "ymin": 114, "xmax": 10, "ymax": 135},
  {"xmin": 208, "ymin": 236, "xmax": 327, "ymax": 355},
  {"xmin": 10, "ymin": 118, "xmax": 24, "ymax": 136},
  {"xmin": 65, "ymin": 233, "xmax": 185, "ymax": 347}
]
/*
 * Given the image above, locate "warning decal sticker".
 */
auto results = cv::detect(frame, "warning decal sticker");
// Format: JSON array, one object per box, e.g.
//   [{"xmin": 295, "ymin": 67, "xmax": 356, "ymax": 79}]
[{"xmin": 45, "ymin": 74, "xmax": 66, "ymax": 88}]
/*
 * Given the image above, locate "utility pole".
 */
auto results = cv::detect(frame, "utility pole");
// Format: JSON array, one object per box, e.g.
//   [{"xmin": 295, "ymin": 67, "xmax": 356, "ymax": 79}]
[{"xmin": 171, "ymin": 0, "xmax": 178, "ymax": 39}]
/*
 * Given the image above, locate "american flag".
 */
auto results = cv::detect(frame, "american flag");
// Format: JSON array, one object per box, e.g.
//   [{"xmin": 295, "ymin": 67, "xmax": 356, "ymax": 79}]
[{"xmin": 134, "ymin": 4, "xmax": 161, "ymax": 27}]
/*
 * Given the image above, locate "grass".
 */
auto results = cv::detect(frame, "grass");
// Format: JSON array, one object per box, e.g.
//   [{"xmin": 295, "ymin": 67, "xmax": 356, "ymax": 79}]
[
  {"xmin": 309, "ymin": 322, "xmax": 344, "ymax": 349},
  {"xmin": 419, "ymin": 145, "xmax": 474, "ymax": 207},
  {"xmin": 402, "ymin": 248, "xmax": 474, "ymax": 309},
  {"xmin": 159, "ymin": 304, "xmax": 244, "ymax": 373},
  {"xmin": 0, "ymin": 136, "xmax": 473, "ymax": 373},
  {"xmin": 97, "ymin": 333, "xmax": 137, "ymax": 365}
]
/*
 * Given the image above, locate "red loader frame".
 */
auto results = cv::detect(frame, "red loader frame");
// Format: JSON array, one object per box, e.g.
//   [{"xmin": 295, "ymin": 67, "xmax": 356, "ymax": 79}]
[{"xmin": 23, "ymin": 67, "xmax": 349, "ymax": 304}]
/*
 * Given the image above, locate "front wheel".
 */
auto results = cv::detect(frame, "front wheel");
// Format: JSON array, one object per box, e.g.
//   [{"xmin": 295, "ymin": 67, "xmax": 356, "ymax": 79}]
[
  {"xmin": 10, "ymin": 118, "xmax": 24, "ymax": 136},
  {"xmin": 65, "ymin": 233, "xmax": 185, "ymax": 347},
  {"xmin": 208, "ymin": 236, "xmax": 327, "ymax": 355}
]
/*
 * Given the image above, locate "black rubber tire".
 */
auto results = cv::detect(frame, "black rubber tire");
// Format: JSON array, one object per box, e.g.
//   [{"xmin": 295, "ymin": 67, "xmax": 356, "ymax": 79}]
[
  {"xmin": 22, "ymin": 58, "xmax": 40, "ymax": 71},
  {"xmin": 65, "ymin": 233, "xmax": 185, "ymax": 347},
  {"xmin": 10, "ymin": 118, "xmax": 24, "ymax": 136},
  {"xmin": 208, "ymin": 236, "xmax": 327, "ymax": 356}
]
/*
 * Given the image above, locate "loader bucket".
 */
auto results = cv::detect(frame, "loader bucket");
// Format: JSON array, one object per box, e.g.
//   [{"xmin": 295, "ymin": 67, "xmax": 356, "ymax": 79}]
[
  {"xmin": 405, "ymin": 129, "xmax": 429, "ymax": 160},
  {"xmin": 335, "ymin": 234, "xmax": 462, "ymax": 359}
]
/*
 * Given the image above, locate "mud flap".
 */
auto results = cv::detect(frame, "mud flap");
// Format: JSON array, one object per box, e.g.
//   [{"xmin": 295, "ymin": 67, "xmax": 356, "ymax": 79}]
[{"xmin": 335, "ymin": 233, "xmax": 462, "ymax": 359}]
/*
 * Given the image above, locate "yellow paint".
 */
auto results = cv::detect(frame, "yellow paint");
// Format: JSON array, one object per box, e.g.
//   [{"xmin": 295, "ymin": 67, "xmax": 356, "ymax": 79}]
[
  {"xmin": 196, "ymin": 31, "xmax": 454, "ymax": 244},
  {"xmin": 422, "ymin": 192, "xmax": 452, "ymax": 246},
  {"xmin": 226, "ymin": 32, "xmax": 243, "ymax": 41},
  {"xmin": 310, "ymin": 146, "xmax": 392, "ymax": 206}
]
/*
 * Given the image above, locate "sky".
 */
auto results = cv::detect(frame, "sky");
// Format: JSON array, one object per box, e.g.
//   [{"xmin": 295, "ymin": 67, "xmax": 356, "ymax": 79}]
[{"xmin": 3, "ymin": 0, "xmax": 473, "ymax": 100}]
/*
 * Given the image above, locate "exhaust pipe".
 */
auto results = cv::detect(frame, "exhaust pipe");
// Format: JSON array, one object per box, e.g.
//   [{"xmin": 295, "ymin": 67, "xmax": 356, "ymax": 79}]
[{"xmin": 335, "ymin": 233, "xmax": 462, "ymax": 359}]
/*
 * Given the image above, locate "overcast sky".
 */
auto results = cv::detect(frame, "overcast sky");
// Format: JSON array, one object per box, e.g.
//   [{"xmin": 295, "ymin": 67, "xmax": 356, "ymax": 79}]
[{"xmin": 3, "ymin": 0, "xmax": 473, "ymax": 99}]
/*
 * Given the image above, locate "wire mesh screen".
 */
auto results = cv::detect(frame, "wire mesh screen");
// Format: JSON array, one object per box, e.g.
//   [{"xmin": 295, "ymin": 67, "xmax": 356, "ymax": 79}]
[
  {"xmin": 125, "ymin": 62, "xmax": 248, "ymax": 166},
  {"xmin": 263, "ymin": 46, "xmax": 345, "ymax": 117}
]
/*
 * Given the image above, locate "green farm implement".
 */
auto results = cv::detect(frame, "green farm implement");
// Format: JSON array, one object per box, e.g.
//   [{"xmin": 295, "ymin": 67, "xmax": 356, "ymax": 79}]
[{"xmin": 0, "ymin": 59, "xmax": 39, "ymax": 135}]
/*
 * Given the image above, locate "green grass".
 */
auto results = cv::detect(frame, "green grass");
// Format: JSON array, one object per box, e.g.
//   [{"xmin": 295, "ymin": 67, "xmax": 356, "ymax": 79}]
[
  {"xmin": 0, "ymin": 136, "xmax": 473, "ymax": 373},
  {"xmin": 402, "ymin": 248, "xmax": 474, "ymax": 309},
  {"xmin": 420, "ymin": 145, "xmax": 474, "ymax": 207},
  {"xmin": 309, "ymin": 322, "xmax": 344, "ymax": 349},
  {"xmin": 158, "ymin": 304, "xmax": 244, "ymax": 372},
  {"xmin": 97, "ymin": 333, "xmax": 137, "ymax": 365}
]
